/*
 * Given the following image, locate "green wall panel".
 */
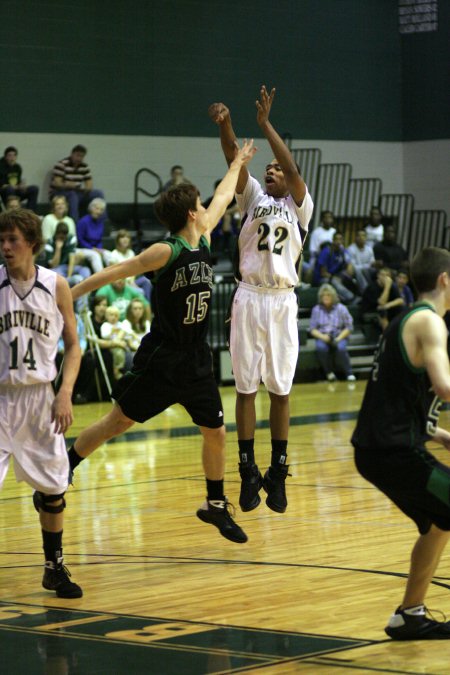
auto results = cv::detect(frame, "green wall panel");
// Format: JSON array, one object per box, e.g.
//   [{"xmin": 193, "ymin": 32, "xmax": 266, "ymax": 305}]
[{"xmin": 0, "ymin": 0, "xmax": 418, "ymax": 141}]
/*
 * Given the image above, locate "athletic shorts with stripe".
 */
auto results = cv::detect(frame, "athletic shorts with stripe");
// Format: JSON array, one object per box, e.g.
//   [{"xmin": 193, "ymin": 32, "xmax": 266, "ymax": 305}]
[
  {"xmin": 354, "ymin": 444, "xmax": 450, "ymax": 534},
  {"xmin": 0, "ymin": 383, "xmax": 69, "ymax": 494},
  {"xmin": 229, "ymin": 282, "xmax": 299, "ymax": 395},
  {"xmin": 112, "ymin": 341, "xmax": 224, "ymax": 428}
]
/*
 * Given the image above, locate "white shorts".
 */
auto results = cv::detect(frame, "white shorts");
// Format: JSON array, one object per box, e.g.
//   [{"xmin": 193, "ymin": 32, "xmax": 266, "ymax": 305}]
[
  {"xmin": 0, "ymin": 383, "xmax": 69, "ymax": 494},
  {"xmin": 229, "ymin": 283, "xmax": 299, "ymax": 395}
]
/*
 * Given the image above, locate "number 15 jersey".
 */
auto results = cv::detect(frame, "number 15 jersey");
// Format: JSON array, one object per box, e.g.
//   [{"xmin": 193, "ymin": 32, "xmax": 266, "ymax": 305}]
[
  {"xmin": 0, "ymin": 265, "xmax": 63, "ymax": 385},
  {"xmin": 235, "ymin": 176, "xmax": 314, "ymax": 288}
]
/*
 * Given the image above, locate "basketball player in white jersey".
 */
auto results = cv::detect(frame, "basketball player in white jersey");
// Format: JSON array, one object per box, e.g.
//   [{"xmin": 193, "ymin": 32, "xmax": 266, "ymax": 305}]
[
  {"xmin": 0, "ymin": 209, "xmax": 82, "ymax": 597},
  {"xmin": 209, "ymin": 86, "xmax": 314, "ymax": 514}
]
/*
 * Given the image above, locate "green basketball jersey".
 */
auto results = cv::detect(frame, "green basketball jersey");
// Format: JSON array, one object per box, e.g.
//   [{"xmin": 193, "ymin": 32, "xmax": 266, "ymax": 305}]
[
  {"xmin": 146, "ymin": 235, "xmax": 213, "ymax": 346},
  {"xmin": 352, "ymin": 302, "xmax": 442, "ymax": 451}
]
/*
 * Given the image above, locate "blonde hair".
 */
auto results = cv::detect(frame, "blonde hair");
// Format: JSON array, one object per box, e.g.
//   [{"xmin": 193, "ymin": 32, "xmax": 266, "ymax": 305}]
[
  {"xmin": 318, "ymin": 283, "xmax": 339, "ymax": 305},
  {"xmin": 105, "ymin": 305, "xmax": 120, "ymax": 320}
]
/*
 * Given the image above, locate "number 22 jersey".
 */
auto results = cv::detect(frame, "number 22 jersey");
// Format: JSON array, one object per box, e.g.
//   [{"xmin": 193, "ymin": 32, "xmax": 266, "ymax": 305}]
[
  {"xmin": 0, "ymin": 265, "xmax": 63, "ymax": 385},
  {"xmin": 235, "ymin": 175, "xmax": 314, "ymax": 288}
]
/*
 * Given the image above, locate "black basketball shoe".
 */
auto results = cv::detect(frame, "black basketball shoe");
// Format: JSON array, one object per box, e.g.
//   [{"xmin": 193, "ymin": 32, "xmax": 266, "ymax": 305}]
[
  {"xmin": 385, "ymin": 606, "xmax": 450, "ymax": 640},
  {"xmin": 42, "ymin": 561, "xmax": 83, "ymax": 599},
  {"xmin": 239, "ymin": 463, "xmax": 263, "ymax": 512},
  {"xmin": 196, "ymin": 499, "xmax": 248, "ymax": 543},
  {"xmin": 262, "ymin": 464, "xmax": 290, "ymax": 513}
]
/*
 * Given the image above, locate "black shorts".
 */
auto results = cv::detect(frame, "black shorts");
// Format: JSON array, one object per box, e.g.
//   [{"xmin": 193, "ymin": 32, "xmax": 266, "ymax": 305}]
[
  {"xmin": 354, "ymin": 444, "xmax": 450, "ymax": 534},
  {"xmin": 111, "ymin": 341, "xmax": 224, "ymax": 428}
]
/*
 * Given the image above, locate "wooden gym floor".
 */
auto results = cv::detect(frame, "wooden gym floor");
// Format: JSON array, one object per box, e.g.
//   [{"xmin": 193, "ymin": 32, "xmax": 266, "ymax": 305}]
[{"xmin": 1, "ymin": 380, "xmax": 450, "ymax": 674}]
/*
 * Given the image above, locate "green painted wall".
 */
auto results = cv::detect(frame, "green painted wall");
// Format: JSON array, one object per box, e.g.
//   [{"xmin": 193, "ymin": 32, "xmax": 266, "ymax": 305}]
[{"xmin": 2, "ymin": 0, "xmax": 447, "ymax": 141}]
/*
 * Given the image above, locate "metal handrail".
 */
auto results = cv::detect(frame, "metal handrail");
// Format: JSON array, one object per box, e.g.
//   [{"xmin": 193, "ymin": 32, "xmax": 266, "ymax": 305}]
[{"xmin": 133, "ymin": 168, "xmax": 163, "ymax": 241}]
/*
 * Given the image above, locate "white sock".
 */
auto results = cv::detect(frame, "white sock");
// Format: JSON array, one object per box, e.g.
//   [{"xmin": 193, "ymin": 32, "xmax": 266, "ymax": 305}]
[
  {"xmin": 403, "ymin": 604, "xmax": 426, "ymax": 616},
  {"xmin": 387, "ymin": 604, "xmax": 425, "ymax": 628}
]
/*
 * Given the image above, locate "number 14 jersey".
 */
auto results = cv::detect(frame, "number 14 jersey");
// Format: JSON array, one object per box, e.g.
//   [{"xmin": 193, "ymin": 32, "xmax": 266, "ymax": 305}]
[
  {"xmin": 0, "ymin": 265, "xmax": 63, "ymax": 385},
  {"xmin": 235, "ymin": 176, "xmax": 314, "ymax": 288}
]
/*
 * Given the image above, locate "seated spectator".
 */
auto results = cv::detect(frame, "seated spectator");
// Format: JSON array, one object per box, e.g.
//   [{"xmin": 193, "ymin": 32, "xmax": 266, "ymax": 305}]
[
  {"xmin": 56, "ymin": 311, "xmax": 109, "ymax": 403},
  {"xmin": 361, "ymin": 267, "xmax": 404, "ymax": 331},
  {"xmin": 162, "ymin": 165, "xmax": 192, "ymax": 191},
  {"xmin": 5, "ymin": 194, "xmax": 22, "ymax": 210},
  {"xmin": 347, "ymin": 228, "xmax": 377, "ymax": 293},
  {"xmin": 396, "ymin": 268, "xmax": 414, "ymax": 307},
  {"xmin": 49, "ymin": 144, "xmax": 104, "ymax": 220},
  {"xmin": 110, "ymin": 229, "xmax": 152, "ymax": 302},
  {"xmin": 313, "ymin": 231, "xmax": 356, "ymax": 304},
  {"xmin": 90, "ymin": 295, "xmax": 108, "ymax": 334},
  {"xmin": 88, "ymin": 294, "xmax": 127, "ymax": 357},
  {"xmin": 364, "ymin": 206, "xmax": 384, "ymax": 248},
  {"xmin": 307, "ymin": 210, "xmax": 336, "ymax": 272},
  {"xmin": 76, "ymin": 198, "xmax": 112, "ymax": 272},
  {"xmin": 373, "ymin": 225, "xmax": 409, "ymax": 272},
  {"xmin": 72, "ymin": 295, "xmax": 115, "ymax": 402},
  {"xmin": 100, "ymin": 305, "xmax": 131, "ymax": 380},
  {"xmin": 42, "ymin": 195, "xmax": 77, "ymax": 242},
  {"xmin": 0, "ymin": 146, "xmax": 39, "ymax": 212},
  {"xmin": 309, "ymin": 284, "xmax": 355, "ymax": 382},
  {"xmin": 122, "ymin": 297, "xmax": 151, "ymax": 351},
  {"xmin": 44, "ymin": 221, "xmax": 90, "ymax": 311},
  {"xmin": 95, "ymin": 277, "xmax": 150, "ymax": 320},
  {"xmin": 55, "ymin": 312, "xmax": 88, "ymax": 401}
]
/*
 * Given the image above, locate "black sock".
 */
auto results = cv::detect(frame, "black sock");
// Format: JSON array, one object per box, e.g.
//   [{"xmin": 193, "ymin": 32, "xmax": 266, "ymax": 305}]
[
  {"xmin": 238, "ymin": 439, "xmax": 255, "ymax": 465},
  {"xmin": 271, "ymin": 440, "xmax": 288, "ymax": 468},
  {"xmin": 68, "ymin": 444, "xmax": 84, "ymax": 471},
  {"xmin": 42, "ymin": 530, "xmax": 63, "ymax": 565},
  {"xmin": 206, "ymin": 479, "xmax": 224, "ymax": 501}
]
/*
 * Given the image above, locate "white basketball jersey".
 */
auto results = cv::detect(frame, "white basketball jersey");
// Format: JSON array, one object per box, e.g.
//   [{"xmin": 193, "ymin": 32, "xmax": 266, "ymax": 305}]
[
  {"xmin": 235, "ymin": 176, "xmax": 314, "ymax": 288},
  {"xmin": 0, "ymin": 265, "xmax": 63, "ymax": 385}
]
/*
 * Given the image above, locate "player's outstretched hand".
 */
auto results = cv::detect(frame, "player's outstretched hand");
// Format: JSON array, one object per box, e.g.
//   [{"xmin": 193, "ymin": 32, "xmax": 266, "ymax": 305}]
[
  {"xmin": 208, "ymin": 102, "xmax": 230, "ymax": 125},
  {"xmin": 256, "ymin": 85, "xmax": 275, "ymax": 127},
  {"xmin": 51, "ymin": 390, "xmax": 74, "ymax": 435},
  {"xmin": 231, "ymin": 139, "xmax": 257, "ymax": 168}
]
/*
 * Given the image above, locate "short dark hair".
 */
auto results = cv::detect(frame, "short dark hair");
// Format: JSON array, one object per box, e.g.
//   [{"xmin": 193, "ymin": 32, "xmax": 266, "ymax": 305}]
[
  {"xmin": 154, "ymin": 183, "xmax": 200, "ymax": 234},
  {"xmin": 410, "ymin": 247, "xmax": 450, "ymax": 294},
  {"xmin": 71, "ymin": 144, "xmax": 87, "ymax": 154},
  {"xmin": 0, "ymin": 208, "xmax": 43, "ymax": 254},
  {"xmin": 4, "ymin": 146, "xmax": 17, "ymax": 156},
  {"xmin": 170, "ymin": 165, "xmax": 183, "ymax": 173},
  {"xmin": 55, "ymin": 221, "xmax": 69, "ymax": 236},
  {"xmin": 92, "ymin": 294, "xmax": 108, "ymax": 309}
]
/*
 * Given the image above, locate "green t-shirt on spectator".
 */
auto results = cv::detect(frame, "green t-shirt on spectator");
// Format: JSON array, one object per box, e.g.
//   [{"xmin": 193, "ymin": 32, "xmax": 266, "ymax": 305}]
[{"xmin": 95, "ymin": 284, "xmax": 149, "ymax": 320}]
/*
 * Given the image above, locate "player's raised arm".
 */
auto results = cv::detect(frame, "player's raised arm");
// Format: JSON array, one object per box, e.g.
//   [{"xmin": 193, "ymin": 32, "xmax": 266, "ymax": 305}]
[
  {"xmin": 205, "ymin": 139, "xmax": 256, "ymax": 233},
  {"xmin": 256, "ymin": 85, "xmax": 306, "ymax": 205},
  {"xmin": 71, "ymin": 242, "xmax": 172, "ymax": 301},
  {"xmin": 209, "ymin": 101, "xmax": 249, "ymax": 194}
]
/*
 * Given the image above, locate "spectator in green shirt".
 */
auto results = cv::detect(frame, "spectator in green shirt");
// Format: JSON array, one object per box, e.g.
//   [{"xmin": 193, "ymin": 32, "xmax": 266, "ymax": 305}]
[{"xmin": 95, "ymin": 278, "xmax": 150, "ymax": 320}]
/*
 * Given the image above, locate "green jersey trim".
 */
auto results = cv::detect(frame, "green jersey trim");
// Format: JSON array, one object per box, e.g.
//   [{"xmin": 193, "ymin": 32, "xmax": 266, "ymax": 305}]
[
  {"xmin": 151, "ymin": 235, "xmax": 210, "ymax": 283},
  {"xmin": 398, "ymin": 302, "xmax": 436, "ymax": 374}
]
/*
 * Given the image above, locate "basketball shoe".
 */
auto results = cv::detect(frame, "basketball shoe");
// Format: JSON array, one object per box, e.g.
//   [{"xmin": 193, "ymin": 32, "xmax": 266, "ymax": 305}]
[
  {"xmin": 263, "ymin": 464, "xmax": 290, "ymax": 513},
  {"xmin": 239, "ymin": 463, "xmax": 263, "ymax": 511},
  {"xmin": 385, "ymin": 606, "xmax": 450, "ymax": 640},
  {"xmin": 196, "ymin": 498, "xmax": 248, "ymax": 543}
]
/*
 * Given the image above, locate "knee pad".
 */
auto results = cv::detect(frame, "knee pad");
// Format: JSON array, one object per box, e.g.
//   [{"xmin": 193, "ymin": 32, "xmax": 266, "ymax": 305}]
[{"xmin": 33, "ymin": 491, "xmax": 66, "ymax": 514}]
